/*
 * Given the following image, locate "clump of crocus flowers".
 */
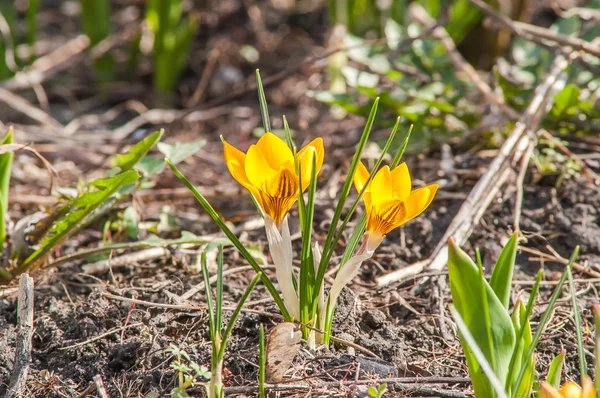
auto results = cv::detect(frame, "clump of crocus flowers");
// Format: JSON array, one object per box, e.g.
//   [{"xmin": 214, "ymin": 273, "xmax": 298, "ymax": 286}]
[{"xmin": 223, "ymin": 131, "xmax": 437, "ymax": 335}]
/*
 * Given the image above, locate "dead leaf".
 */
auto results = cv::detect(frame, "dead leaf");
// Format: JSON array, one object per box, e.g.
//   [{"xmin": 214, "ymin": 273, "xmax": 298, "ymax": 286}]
[{"xmin": 265, "ymin": 322, "xmax": 302, "ymax": 382}]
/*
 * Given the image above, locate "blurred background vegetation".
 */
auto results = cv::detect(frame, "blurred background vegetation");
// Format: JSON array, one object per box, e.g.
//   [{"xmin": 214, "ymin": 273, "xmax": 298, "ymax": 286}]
[{"xmin": 1, "ymin": 0, "xmax": 599, "ymax": 166}]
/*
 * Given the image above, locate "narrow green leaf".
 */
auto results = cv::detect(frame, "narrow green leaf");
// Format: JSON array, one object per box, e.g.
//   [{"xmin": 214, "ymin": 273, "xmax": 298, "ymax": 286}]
[
  {"xmin": 567, "ymin": 258, "xmax": 587, "ymax": 383},
  {"xmin": 259, "ymin": 324, "xmax": 266, "ymax": 398},
  {"xmin": 315, "ymin": 98, "xmax": 379, "ymax": 338},
  {"xmin": 593, "ymin": 304, "xmax": 600, "ymax": 395},
  {"xmin": 167, "ymin": 160, "xmax": 290, "ymax": 320},
  {"xmin": 256, "ymin": 70, "xmax": 271, "ymax": 132},
  {"xmin": 202, "ymin": 251, "xmax": 216, "ymax": 340},
  {"xmin": 490, "ymin": 232, "xmax": 519, "ymax": 310},
  {"xmin": 510, "ymin": 300, "xmax": 534, "ymax": 398},
  {"xmin": 0, "ymin": 127, "xmax": 14, "ymax": 248},
  {"xmin": 218, "ymin": 272, "xmax": 261, "ymax": 360},
  {"xmin": 546, "ymin": 350, "xmax": 566, "ymax": 389},
  {"xmin": 111, "ymin": 130, "xmax": 163, "ymax": 171},
  {"xmin": 157, "ymin": 138, "xmax": 206, "ymax": 165},
  {"xmin": 216, "ymin": 245, "xmax": 224, "ymax": 334},
  {"xmin": 478, "ymin": 248, "xmax": 497, "ymax": 375},
  {"xmin": 282, "ymin": 116, "xmax": 296, "ymax": 152},
  {"xmin": 391, "ymin": 124, "xmax": 413, "ymax": 168}
]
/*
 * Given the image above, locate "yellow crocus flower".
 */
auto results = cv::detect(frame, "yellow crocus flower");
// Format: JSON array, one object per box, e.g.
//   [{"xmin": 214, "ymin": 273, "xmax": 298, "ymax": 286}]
[
  {"xmin": 223, "ymin": 132, "xmax": 324, "ymax": 225},
  {"xmin": 540, "ymin": 376, "xmax": 595, "ymax": 398},
  {"xmin": 353, "ymin": 161, "xmax": 438, "ymax": 249}
]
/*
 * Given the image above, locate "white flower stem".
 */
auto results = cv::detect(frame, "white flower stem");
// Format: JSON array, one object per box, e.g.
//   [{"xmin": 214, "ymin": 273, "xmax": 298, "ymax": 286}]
[{"xmin": 265, "ymin": 215, "xmax": 299, "ymax": 320}]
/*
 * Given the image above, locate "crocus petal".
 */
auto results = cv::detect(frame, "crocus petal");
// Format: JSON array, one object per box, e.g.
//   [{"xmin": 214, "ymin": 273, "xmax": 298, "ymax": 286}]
[
  {"xmin": 367, "ymin": 199, "xmax": 406, "ymax": 236},
  {"xmin": 404, "ymin": 184, "xmax": 438, "ymax": 222},
  {"xmin": 223, "ymin": 140, "xmax": 252, "ymax": 188},
  {"xmin": 582, "ymin": 376, "xmax": 595, "ymax": 398},
  {"xmin": 255, "ymin": 132, "xmax": 294, "ymax": 170},
  {"xmin": 353, "ymin": 161, "xmax": 371, "ymax": 194},
  {"xmin": 260, "ymin": 168, "xmax": 298, "ymax": 224},
  {"xmin": 298, "ymin": 147, "xmax": 317, "ymax": 191},
  {"xmin": 370, "ymin": 165, "xmax": 393, "ymax": 205},
  {"xmin": 539, "ymin": 382, "xmax": 565, "ymax": 398},
  {"xmin": 390, "ymin": 163, "xmax": 411, "ymax": 200},
  {"xmin": 560, "ymin": 382, "xmax": 583, "ymax": 398},
  {"xmin": 298, "ymin": 137, "xmax": 325, "ymax": 191},
  {"xmin": 246, "ymin": 144, "xmax": 276, "ymax": 188}
]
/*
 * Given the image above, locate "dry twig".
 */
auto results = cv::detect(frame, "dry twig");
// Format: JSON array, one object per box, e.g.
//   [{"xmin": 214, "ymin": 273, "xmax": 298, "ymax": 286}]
[
  {"xmin": 82, "ymin": 247, "xmax": 169, "ymax": 274},
  {"xmin": 92, "ymin": 375, "xmax": 109, "ymax": 398}
]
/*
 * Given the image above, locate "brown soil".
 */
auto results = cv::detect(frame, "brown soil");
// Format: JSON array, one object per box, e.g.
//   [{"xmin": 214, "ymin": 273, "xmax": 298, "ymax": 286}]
[{"xmin": 1, "ymin": 1, "xmax": 599, "ymax": 397}]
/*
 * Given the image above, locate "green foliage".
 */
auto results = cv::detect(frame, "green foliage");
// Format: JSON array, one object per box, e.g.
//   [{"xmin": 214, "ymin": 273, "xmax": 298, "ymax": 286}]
[
  {"xmin": 489, "ymin": 234, "xmax": 518, "ymax": 309},
  {"xmin": 0, "ymin": 127, "xmax": 14, "ymax": 249},
  {"xmin": 317, "ymin": 3, "xmax": 600, "ymax": 154},
  {"xmin": 14, "ymin": 170, "xmax": 139, "ymax": 274},
  {"xmin": 26, "ymin": 0, "xmax": 39, "ymax": 62},
  {"xmin": 157, "ymin": 139, "xmax": 206, "ymax": 165},
  {"xmin": 111, "ymin": 130, "xmax": 164, "ymax": 172},
  {"xmin": 80, "ymin": 0, "xmax": 115, "ymax": 83},
  {"xmin": 0, "ymin": 131, "xmax": 166, "ymax": 283},
  {"xmin": 545, "ymin": 350, "xmax": 566, "ymax": 389},
  {"xmin": 325, "ymin": 0, "xmax": 480, "ymax": 43},
  {"xmin": 567, "ymin": 257, "xmax": 587, "ymax": 384},
  {"xmin": 258, "ymin": 324, "xmax": 266, "ymax": 398},
  {"xmin": 145, "ymin": 0, "xmax": 199, "ymax": 93},
  {"xmin": 449, "ymin": 237, "xmax": 580, "ymax": 398},
  {"xmin": 532, "ymin": 136, "xmax": 582, "ymax": 186},
  {"xmin": 0, "ymin": 3, "xmax": 16, "ymax": 80},
  {"xmin": 367, "ymin": 383, "xmax": 388, "ymax": 398},
  {"xmin": 167, "ymin": 343, "xmax": 210, "ymax": 398}
]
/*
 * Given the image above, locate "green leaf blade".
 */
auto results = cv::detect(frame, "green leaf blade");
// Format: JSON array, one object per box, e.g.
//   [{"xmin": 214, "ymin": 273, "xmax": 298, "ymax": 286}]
[
  {"xmin": 489, "ymin": 232, "xmax": 518, "ymax": 310},
  {"xmin": 111, "ymin": 130, "xmax": 164, "ymax": 172}
]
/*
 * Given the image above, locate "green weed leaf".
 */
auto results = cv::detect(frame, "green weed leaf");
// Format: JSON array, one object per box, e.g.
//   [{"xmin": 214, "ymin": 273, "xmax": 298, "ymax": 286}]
[
  {"xmin": 158, "ymin": 139, "xmax": 206, "ymax": 165},
  {"xmin": 546, "ymin": 350, "xmax": 566, "ymax": 389},
  {"xmin": 17, "ymin": 170, "xmax": 140, "ymax": 274},
  {"xmin": 111, "ymin": 130, "xmax": 163, "ymax": 172}
]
